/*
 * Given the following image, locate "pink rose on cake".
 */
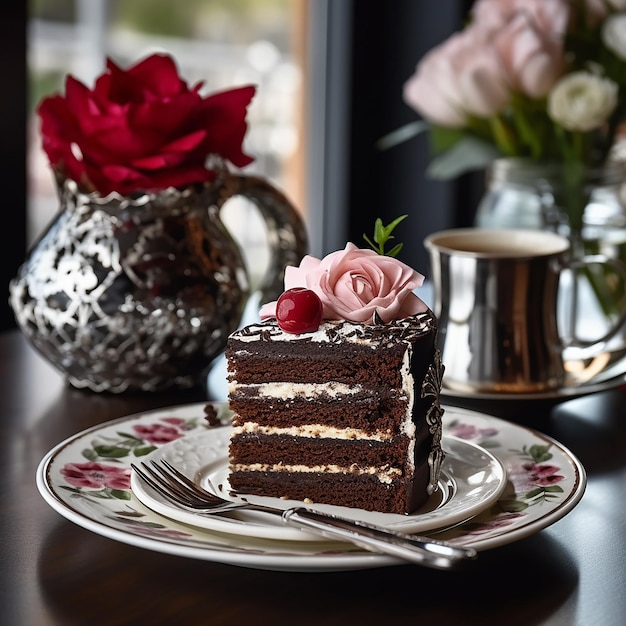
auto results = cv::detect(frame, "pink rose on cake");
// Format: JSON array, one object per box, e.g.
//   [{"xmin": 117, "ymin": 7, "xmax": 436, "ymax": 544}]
[{"xmin": 260, "ymin": 243, "xmax": 428, "ymax": 324}]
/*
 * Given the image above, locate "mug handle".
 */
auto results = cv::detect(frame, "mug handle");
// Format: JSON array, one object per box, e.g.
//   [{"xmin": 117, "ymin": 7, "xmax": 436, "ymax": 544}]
[
  {"xmin": 220, "ymin": 172, "xmax": 308, "ymax": 305},
  {"xmin": 564, "ymin": 253, "xmax": 626, "ymax": 349}
]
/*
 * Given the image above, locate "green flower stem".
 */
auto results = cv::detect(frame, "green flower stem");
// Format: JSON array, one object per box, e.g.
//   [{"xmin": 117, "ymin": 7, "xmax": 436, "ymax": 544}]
[
  {"xmin": 533, "ymin": 157, "xmax": 624, "ymax": 321},
  {"xmin": 559, "ymin": 165, "xmax": 624, "ymax": 320},
  {"xmin": 363, "ymin": 215, "xmax": 407, "ymax": 257},
  {"xmin": 490, "ymin": 115, "xmax": 517, "ymax": 156},
  {"xmin": 510, "ymin": 95, "xmax": 546, "ymax": 159},
  {"xmin": 561, "ymin": 161, "xmax": 586, "ymax": 234},
  {"xmin": 573, "ymin": 234, "xmax": 624, "ymax": 321}
]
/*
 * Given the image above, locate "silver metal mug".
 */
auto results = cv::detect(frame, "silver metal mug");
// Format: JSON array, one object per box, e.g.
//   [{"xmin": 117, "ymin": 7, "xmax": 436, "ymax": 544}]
[{"xmin": 424, "ymin": 228, "xmax": 626, "ymax": 393}]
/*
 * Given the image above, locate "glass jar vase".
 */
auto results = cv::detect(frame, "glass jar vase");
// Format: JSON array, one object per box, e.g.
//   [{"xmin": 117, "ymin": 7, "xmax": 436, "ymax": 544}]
[{"xmin": 474, "ymin": 157, "xmax": 626, "ymax": 386}]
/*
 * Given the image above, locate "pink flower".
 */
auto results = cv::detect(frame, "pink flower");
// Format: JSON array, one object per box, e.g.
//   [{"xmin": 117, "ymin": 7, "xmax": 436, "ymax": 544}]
[
  {"xmin": 61, "ymin": 462, "xmax": 131, "ymax": 490},
  {"xmin": 471, "ymin": 0, "xmax": 570, "ymax": 36},
  {"xmin": 585, "ymin": 0, "xmax": 626, "ymax": 24},
  {"xmin": 160, "ymin": 417, "xmax": 187, "ymax": 427},
  {"xmin": 403, "ymin": 28, "xmax": 511, "ymax": 127},
  {"xmin": 260, "ymin": 243, "xmax": 428, "ymax": 324},
  {"xmin": 472, "ymin": 0, "xmax": 569, "ymax": 98},
  {"xmin": 404, "ymin": 0, "xmax": 569, "ymax": 126},
  {"xmin": 448, "ymin": 423, "xmax": 499, "ymax": 441},
  {"xmin": 132, "ymin": 423, "xmax": 184, "ymax": 444},
  {"xmin": 463, "ymin": 511, "xmax": 524, "ymax": 538},
  {"xmin": 524, "ymin": 463, "xmax": 565, "ymax": 486},
  {"xmin": 492, "ymin": 12, "xmax": 566, "ymax": 98},
  {"xmin": 508, "ymin": 460, "xmax": 565, "ymax": 493}
]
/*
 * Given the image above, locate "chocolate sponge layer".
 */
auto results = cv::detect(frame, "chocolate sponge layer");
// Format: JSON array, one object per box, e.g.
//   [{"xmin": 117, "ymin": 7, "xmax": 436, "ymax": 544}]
[
  {"xmin": 229, "ymin": 432, "xmax": 421, "ymax": 468},
  {"xmin": 228, "ymin": 340, "xmax": 410, "ymax": 395},
  {"xmin": 229, "ymin": 457, "xmax": 433, "ymax": 515},
  {"xmin": 229, "ymin": 391, "xmax": 425, "ymax": 437}
]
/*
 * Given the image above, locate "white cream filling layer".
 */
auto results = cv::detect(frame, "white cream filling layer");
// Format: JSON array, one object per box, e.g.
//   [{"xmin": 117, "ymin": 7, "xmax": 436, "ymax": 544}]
[
  {"xmin": 230, "ymin": 463, "xmax": 400, "ymax": 484},
  {"xmin": 401, "ymin": 348, "xmax": 416, "ymax": 472},
  {"xmin": 233, "ymin": 422, "xmax": 392, "ymax": 441},
  {"xmin": 231, "ymin": 381, "xmax": 364, "ymax": 400}
]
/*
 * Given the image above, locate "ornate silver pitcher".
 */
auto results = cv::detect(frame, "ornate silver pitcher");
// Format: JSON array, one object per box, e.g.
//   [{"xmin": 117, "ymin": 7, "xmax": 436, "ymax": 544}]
[{"xmin": 9, "ymin": 171, "xmax": 307, "ymax": 392}]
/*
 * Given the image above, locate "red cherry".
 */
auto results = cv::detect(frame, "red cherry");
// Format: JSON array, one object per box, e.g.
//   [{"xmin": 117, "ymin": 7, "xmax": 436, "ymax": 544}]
[{"xmin": 276, "ymin": 288, "xmax": 323, "ymax": 334}]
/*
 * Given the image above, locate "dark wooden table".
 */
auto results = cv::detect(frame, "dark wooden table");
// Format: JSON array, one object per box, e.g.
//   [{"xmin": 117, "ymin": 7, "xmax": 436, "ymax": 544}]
[{"xmin": 2, "ymin": 329, "xmax": 626, "ymax": 626}]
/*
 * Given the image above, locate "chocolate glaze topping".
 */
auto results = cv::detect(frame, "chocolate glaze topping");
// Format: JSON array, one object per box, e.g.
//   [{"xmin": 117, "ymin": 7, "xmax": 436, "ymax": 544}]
[{"xmin": 236, "ymin": 311, "xmax": 436, "ymax": 344}]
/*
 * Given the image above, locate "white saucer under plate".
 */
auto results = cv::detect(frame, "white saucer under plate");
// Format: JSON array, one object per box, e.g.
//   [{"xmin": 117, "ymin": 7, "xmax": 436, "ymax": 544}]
[
  {"xmin": 442, "ymin": 373, "xmax": 625, "ymax": 402},
  {"xmin": 36, "ymin": 403, "xmax": 587, "ymax": 572},
  {"xmin": 131, "ymin": 429, "xmax": 507, "ymax": 541}
]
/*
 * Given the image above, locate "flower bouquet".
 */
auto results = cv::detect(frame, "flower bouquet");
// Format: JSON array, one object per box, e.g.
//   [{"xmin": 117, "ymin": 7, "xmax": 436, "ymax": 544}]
[
  {"xmin": 386, "ymin": 0, "xmax": 626, "ymax": 331},
  {"xmin": 388, "ymin": 0, "xmax": 626, "ymax": 229}
]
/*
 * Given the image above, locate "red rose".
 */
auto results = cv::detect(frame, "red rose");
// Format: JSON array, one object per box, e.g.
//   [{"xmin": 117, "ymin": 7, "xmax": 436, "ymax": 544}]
[{"xmin": 37, "ymin": 53, "xmax": 256, "ymax": 195}]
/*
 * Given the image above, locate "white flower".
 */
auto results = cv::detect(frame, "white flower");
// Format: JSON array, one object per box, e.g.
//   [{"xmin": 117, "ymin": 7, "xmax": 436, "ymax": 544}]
[
  {"xmin": 602, "ymin": 13, "xmax": 626, "ymax": 61},
  {"xmin": 547, "ymin": 71, "xmax": 618, "ymax": 131}
]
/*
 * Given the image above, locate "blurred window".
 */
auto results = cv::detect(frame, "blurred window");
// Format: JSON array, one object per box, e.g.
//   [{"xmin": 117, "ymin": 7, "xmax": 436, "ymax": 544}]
[{"xmin": 28, "ymin": 0, "xmax": 306, "ymax": 282}]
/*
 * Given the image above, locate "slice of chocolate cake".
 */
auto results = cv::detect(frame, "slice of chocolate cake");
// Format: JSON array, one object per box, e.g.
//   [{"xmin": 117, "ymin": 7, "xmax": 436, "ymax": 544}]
[
  {"xmin": 226, "ymin": 311, "xmax": 444, "ymax": 514},
  {"xmin": 226, "ymin": 237, "xmax": 444, "ymax": 515}
]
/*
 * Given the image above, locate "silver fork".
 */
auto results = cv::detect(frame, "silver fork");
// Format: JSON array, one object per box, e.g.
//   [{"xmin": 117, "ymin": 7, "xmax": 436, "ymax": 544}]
[{"xmin": 131, "ymin": 458, "xmax": 477, "ymax": 569}]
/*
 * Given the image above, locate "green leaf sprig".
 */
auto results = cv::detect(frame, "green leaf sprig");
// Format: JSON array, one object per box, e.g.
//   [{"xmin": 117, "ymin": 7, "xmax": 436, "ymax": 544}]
[{"xmin": 363, "ymin": 215, "xmax": 407, "ymax": 257}]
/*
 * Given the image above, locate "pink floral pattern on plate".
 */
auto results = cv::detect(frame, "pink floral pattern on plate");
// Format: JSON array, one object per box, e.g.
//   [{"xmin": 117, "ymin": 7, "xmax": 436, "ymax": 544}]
[
  {"xmin": 55, "ymin": 412, "xmax": 204, "ymax": 539},
  {"xmin": 37, "ymin": 403, "xmax": 586, "ymax": 571},
  {"xmin": 439, "ymin": 413, "xmax": 579, "ymax": 546}
]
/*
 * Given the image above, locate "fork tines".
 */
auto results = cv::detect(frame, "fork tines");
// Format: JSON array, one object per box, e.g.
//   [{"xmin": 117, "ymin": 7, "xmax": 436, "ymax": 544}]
[{"xmin": 131, "ymin": 460, "xmax": 217, "ymax": 509}]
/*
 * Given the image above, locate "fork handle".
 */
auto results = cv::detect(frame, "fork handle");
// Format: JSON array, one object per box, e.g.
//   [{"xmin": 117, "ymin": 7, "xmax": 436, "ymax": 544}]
[{"xmin": 282, "ymin": 507, "xmax": 477, "ymax": 569}]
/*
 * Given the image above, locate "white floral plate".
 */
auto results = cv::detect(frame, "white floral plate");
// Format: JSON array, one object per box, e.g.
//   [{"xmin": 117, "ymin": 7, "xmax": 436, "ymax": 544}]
[
  {"xmin": 36, "ymin": 403, "xmax": 586, "ymax": 572},
  {"xmin": 131, "ymin": 428, "xmax": 507, "ymax": 541}
]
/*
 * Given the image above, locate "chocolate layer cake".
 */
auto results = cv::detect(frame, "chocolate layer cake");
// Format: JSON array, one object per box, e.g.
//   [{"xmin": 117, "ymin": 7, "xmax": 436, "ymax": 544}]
[{"xmin": 226, "ymin": 311, "xmax": 444, "ymax": 514}]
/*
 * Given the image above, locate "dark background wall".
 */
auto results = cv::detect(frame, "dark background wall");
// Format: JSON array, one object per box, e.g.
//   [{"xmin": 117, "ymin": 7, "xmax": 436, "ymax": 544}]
[
  {"xmin": 345, "ymin": 0, "xmax": 483, "ymax": 275},
  {"xmin": 0, "ymin": 4, "xmax": 27, "ymax": 330}
]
